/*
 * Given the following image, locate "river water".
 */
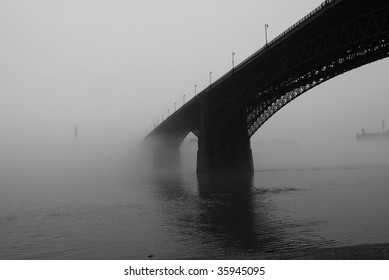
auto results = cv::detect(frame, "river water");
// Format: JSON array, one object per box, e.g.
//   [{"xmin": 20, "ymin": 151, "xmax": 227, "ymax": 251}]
[{"xmin": 0, "ymin": 145, "xmax": 388, "ymax": 259}]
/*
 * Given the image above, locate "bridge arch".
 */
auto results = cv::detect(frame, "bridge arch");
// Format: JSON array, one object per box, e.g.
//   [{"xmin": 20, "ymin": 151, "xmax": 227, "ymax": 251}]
[
  {"xmin": 246, "ymin": 25, "xmax": 389, "ymax": 137},
  {"xmin": 209, "ymin": 2, "xmax": 389, "ymax": 139},
  {"xmin": 145, "ymin": 0, "xmax": 389, "ymax": 173}
]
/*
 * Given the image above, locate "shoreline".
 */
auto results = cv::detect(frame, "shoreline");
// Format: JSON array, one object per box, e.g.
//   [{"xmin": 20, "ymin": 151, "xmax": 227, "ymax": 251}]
[
  {"xmin": 259, "ymin": 243, "xmax": 389, "ymax": 260},
  {"xmin": 181, "ymin": 243, "xmax": 389, "ymax": 260}
]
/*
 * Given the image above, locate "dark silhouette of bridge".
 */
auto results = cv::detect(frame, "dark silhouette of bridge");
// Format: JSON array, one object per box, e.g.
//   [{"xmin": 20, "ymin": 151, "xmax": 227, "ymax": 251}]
[{"xmin": 145, "ymin": 0, "xmax": 389, "ymax": 173}]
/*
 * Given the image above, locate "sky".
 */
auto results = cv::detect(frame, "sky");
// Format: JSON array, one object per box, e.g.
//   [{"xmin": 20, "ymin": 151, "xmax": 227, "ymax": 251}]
[{"xmin": 1, "ymin": 0, "xmax": 388, "ymax": 169}]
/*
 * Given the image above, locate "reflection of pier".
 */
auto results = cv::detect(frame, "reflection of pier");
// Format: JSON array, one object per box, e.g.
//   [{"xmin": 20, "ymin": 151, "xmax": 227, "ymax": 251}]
[
  {"xmin": 357, "ymin": 121, "xmax": 389, "ymax": 142},
  {"xmin": 196, "ymin": 174, "xmax": 258, "ymax": 253},
  {"xmin": 147, "ymin": 171, "xmax": 292, "ymax": 258}
]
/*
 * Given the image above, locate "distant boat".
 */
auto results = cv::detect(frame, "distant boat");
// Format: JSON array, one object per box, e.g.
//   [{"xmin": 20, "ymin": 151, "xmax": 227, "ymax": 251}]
[{"xmin": 356, "ymin": 121, "xmax": 389, "ymax": 142}]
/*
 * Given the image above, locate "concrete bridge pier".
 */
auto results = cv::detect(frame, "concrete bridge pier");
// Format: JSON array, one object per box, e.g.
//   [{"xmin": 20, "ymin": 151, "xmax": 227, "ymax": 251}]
[
  {"xmin": 197, "ymin": 92, "xmax": 254, "ymax": 173},
  {"xmin": 196, "ymin": 138, "xmax": 254, "ymax": 173},
  {"xmin": 152, "ymin": 138, "xmax": 181, "ymax": 171}
]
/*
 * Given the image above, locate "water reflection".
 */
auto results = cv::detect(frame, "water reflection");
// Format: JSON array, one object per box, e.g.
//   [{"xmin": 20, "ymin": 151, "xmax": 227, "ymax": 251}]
[
  {"xmin": 146, "ymin": 171, "xmax": 285, "ymax": 259},
  {"xmin": 2, "ymin": 163, "xmax": 387, "ymax": 259},
  {"xmin": 196, "ymin": 173, "xmax": 258, "ymax": 255},
  {"xmin": 197, "ymin": 173, "xmax": 254, "ymax": 195},
  {"xmin": 146, "ymin": 171, "xmax": 191, "ymax": 200},
  {"xmin": 130, "ymin": 165, "xmax": 389, "ymax": 259}
]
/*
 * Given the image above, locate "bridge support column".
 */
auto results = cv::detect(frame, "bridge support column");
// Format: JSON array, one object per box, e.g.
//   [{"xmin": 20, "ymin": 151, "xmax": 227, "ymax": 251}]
[
  {"xmin": 153, "ymin": 148, "xmax": 181, "ymax": 170},
  {"xmin": 196, "ymin": 90, "xmax": 253, "ymax": 173},
  {"xmin": 152, "ymin": 139, "xmax": 181, "ymax": 171},
  {"xmin": 196, "ymin": 138, "xmax": 253, "ymax": 173}
]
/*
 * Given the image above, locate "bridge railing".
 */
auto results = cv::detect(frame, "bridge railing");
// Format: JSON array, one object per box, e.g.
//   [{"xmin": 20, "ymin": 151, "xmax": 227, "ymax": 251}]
[
  {"xmin": 201, "ymin": 0, "xmax": 338, "ymax": 92},
  {"xmin": 150, "ymin": 0, "xmax": 339, "ymax": 135},
  {"xmin": 269, "ymin": 0, "xmax": 337, "ymax": 49}
]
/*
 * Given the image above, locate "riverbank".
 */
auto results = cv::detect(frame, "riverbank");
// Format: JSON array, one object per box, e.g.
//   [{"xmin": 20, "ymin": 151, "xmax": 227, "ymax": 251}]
[{"xmin": 261, "ymin": 243, "xmax": 389, "ymax": 260}]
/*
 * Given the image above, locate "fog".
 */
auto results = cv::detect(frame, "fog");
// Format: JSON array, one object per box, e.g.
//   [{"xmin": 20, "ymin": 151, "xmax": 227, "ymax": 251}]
[
  {"xmin": 1, "ymin": 0, "xmax": 388, "ymax": 187},
  {"xmin": 251, "ymin": 59, "xmax": 389, "ymax": 170}
]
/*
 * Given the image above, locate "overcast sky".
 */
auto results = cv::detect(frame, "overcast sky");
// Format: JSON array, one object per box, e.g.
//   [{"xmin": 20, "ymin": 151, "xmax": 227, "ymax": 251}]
[{"xmin": 1, "ymin": 0, "xmax": 388, "ymax": 157}]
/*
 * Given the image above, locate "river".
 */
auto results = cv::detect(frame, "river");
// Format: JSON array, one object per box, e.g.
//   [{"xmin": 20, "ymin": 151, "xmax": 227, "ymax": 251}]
[{"xmin": 1, "ymin": 147, "xmax": 388, "ymax": 259}]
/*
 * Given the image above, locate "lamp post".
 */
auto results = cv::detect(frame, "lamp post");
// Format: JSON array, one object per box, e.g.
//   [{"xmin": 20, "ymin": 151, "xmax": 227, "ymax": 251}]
[
  {"xmin": 265, "ymin": 24, "xmax": 269, "ymax": 45},
  {"xmin": 232, "ymin": 52, "xmax": 235, "ymax": 69},
  {"xmin": 183, "ymin": 94, "xmax": 186, "ymax": 105},
  {"xmin": 174, "ymin": 102, "xmax": 177, "ymax": 112},
  {"xmin": 74, "ymin": 125, "xmax": 78, "ymax": 143},
  {"xmin": 194, "ymin": 84, "xmax": 197, "ymax": 96},
  {"xmin": 209, "ymin": 71, "xmax": 212, "ymax": 85},
  {"xmin": 167, "ymin": 109, "xmax": 170, "ymax": 117}
]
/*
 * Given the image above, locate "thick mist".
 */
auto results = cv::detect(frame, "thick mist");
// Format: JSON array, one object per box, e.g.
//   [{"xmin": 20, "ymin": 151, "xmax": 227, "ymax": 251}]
[
  {"xmin": 1, "ymin": 0, "xmax": 388, "ymax": 202},
  {"xmin": 1, "ymin": 0, "xmax": 389, "ymax": 262}
]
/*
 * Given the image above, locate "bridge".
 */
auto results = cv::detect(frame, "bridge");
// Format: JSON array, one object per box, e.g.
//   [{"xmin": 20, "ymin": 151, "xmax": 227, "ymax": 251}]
[{"xmin": 144, "ymin": 0, "xmax": 389, "ymax": 173}]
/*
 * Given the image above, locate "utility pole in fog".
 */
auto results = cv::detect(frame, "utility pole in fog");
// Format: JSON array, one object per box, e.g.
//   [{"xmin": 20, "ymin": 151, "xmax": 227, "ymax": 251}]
[{"xmin": 74, "ymin": 125, "xmax": 78, "ymax": 143}]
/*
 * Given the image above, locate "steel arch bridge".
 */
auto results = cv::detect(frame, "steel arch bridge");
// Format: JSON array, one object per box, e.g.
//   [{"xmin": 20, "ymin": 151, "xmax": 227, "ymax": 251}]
[{"xmin": 145, "ymin": 0, "xmax": 389, "ymax": 173}]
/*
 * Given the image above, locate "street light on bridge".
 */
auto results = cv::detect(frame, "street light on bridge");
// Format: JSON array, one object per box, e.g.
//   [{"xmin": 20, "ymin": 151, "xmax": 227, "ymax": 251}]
[
  {"xmin": 265, "ymin": 24, "xmax": 269, "ymax": 46},
  {"xmin": 232, "ymin": 52, "xmax": 235, "ymax": 69},
  {"xmin": 183, "ymin": 94, "xmax": 186, "ymax": 105},
  {"xmin": 194, "ymin": 84, "xmax": 197, "ymax": 96},
  {"xmin": 167, "ymin": 109, "xmax": 170, "ymax": 117},
  {"xmin": 174, "ymin": 102, "xmax": 177, "ymax": 112},
  {"xmin": 209, "ymin": 71, "xmax": 212, "ymax": 85}
]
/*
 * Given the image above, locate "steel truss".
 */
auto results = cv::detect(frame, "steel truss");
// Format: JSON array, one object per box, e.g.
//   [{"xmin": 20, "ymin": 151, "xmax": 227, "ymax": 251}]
[{"xmin": 211, "ymin": 4, "xmax": 389, "ymax": 139}]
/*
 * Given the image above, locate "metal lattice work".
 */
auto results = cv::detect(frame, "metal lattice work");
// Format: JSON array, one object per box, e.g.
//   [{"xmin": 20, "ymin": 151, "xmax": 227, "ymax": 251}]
[
  {"xmin": 247, "ymin": 38, "xmax": 389, "ymax": 136},
  {"xmin": 210, "ymin": 3, "xmax": 389, "ymax": 139},
  {"xmin": 247, "ymin": 81, "xmax": 324, "ymax": 137},
  {"xmin": 145, "ymin": 0, "xmax": 389, "ymax": 154}
]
